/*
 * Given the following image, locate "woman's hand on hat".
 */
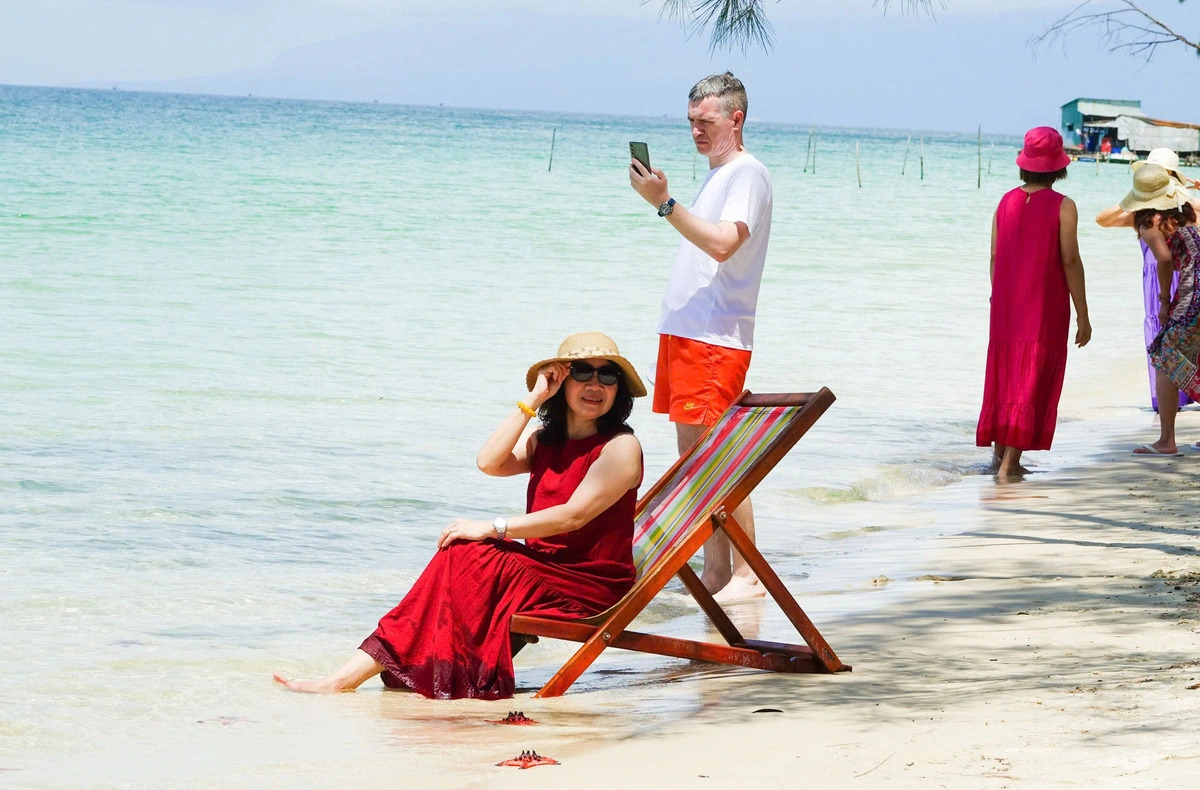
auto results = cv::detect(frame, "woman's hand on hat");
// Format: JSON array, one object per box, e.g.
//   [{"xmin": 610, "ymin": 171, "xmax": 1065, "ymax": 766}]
[
  {"xmin": 529, "ymin": 362, "xmax": 567, "ymax": 407},
  {"xmin": 438, "ymin": 518, "xmax": 496, "ymax": 549}
]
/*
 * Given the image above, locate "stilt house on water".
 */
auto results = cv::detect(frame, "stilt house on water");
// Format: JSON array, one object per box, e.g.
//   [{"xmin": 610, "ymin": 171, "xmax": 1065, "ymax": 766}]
[{"xmin": 1061, "ymin": 98, "xmax": 1200, "ymax": 165}]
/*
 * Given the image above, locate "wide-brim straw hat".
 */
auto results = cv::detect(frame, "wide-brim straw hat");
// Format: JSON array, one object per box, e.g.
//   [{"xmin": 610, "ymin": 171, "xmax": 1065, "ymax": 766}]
[
  {"xmin": 526, "ymin": 331, "xmax": 647, "ymax": 397},
  {"xmin": 1120, "ymin": 163, "xmax": 1191, "ymax": 212},
  {"xmin": 1015, "ymin": 126, "xmax": 1071, "ymax": 173},
  {"xmin": 1132, "ymin": 148, "xmax": 1184, "ymax": 184}
]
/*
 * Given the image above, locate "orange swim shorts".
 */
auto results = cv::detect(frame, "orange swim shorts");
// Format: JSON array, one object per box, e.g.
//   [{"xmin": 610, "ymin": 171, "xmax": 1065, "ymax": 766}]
[{"xmin": 653, "ymin": 334, "xmax": 752, "ymax": 426}]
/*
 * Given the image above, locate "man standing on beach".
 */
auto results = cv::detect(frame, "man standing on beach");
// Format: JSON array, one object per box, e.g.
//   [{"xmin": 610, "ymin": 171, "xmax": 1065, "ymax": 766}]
[{"xmin": 630, "ymin": 71, "xmax": 773, "ymax": 603}]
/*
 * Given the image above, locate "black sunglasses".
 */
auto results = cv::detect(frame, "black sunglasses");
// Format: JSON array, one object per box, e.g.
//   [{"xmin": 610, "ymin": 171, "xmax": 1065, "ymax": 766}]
[{"xmin": 569, "ymin": 361, "xmax": 622, "ymax": 386}]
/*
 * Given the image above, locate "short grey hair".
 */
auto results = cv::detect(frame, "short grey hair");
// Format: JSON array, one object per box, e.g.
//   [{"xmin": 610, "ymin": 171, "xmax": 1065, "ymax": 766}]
[{"xmin": 688, "ymin": 72, "xmax": 748, "ymax": 119}]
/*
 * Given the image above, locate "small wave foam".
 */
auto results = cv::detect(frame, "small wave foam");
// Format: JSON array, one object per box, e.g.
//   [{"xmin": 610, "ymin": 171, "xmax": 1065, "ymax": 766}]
[
  {"xmin": 10, "ymin": 479, "xmax": 80, "ymax": 493},
  {"xmin": 635, "ymin": 590, "xmax": 699, "ymax": 625},
  {"xmin": 823, "ymin": 525, "xmax": 885, "ymax": 540},
  {"xmin": 791, "ymin": 464, "xmax": 964, "ymax": 503}
]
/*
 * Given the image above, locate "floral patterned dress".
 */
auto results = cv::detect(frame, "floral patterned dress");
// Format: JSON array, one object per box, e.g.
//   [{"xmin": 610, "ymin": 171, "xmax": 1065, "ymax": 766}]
[{"xmin": 1148, "ymin": 225, "xmax": 1200, "ymax": 401}]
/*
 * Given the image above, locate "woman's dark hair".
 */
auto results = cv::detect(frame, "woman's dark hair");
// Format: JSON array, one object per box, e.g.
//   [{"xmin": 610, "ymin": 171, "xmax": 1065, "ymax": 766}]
[
  {"xmin": 1020, "ymin": 168, "xmax": 1068, "ymax": 186},
  {"xmin": 1133, "ymin": 208, "xmax": 1159, "ymax": 232},
  {"xmin": 1134, "ymin": 203, "xmax": 1198, "ymax": 234},
  {"xmin": 536, "ymin": 375, "xmax": 635, "ymax": 446}
]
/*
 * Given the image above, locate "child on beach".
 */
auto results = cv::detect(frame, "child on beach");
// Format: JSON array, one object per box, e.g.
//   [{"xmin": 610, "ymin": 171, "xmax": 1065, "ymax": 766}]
[
  {"xmin": 976, "ymin": 127, "xmax": 1091, "ymax": 480},
  {"xmin": 1120, "ymin": 164, "xmax": 1200, "ymax": 456}
]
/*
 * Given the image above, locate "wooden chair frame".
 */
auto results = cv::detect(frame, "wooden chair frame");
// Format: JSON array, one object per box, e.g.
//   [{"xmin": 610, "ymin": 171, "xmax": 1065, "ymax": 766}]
[{"xmin": 511, "ymin": 389, "xmax": 851, "ymax": 698}]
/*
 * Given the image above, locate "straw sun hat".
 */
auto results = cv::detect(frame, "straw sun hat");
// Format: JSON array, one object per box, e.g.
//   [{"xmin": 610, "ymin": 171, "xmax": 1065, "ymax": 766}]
[
  {"xmin": 1119, "ymin": 163, "xmax": 1191, "ymax": 212},
  {"xmin": 1132, "ymin": 148, "xmax": 1184, "ymax": 183},
  {"xmin": 526, "ymin": 331, "xmax": 647, "ymax": 397}
]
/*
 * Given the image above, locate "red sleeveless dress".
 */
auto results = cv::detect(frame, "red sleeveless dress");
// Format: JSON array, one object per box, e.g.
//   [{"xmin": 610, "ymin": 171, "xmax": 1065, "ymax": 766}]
[
  {"xmin": 976, "ymin": 187, "xmax": 1070, "ymax": 451},
  {"xmin": 359, "ymin": 430, "xmax": 639, "ymax": 699}
]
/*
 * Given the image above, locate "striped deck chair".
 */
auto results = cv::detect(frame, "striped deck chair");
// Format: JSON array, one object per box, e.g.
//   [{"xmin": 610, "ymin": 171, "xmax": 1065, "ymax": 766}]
[{"xmin": 511, "ymin": 389, "xmax": 851, "ymax": 698}]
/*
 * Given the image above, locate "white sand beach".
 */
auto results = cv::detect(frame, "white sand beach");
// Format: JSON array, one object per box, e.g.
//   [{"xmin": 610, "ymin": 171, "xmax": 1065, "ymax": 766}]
[{"xmin": 478, "ymin": 414, "xmax": 1200, "ymax": 789}]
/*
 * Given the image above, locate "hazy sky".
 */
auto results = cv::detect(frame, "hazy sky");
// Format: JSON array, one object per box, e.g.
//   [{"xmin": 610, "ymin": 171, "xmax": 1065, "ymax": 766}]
[{"xmin": 2, "ymin": 0, "xmax": 1196, "ymax": 132}]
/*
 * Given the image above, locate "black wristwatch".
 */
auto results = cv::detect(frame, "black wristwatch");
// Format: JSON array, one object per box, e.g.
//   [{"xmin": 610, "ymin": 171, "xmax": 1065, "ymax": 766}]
[{"xmin": 657, "ymin": 198, "xmax": 676, "ymax": 217}]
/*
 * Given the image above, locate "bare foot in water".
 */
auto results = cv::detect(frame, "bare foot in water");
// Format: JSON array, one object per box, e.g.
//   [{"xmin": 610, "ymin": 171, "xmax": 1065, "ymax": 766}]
[
  {"xmin": 272, "ymin": 673, "xmax": 351, "ymax": 694},
  {"xmin": 272, "ymin": 651, "xmax": 383, "ymax": 694},
  {"xmin": 996, "ymin": 462, "xmax": 1031, "ymax": 482},
  {"xmin": 711, "ymin": 576, "xmax": 766, "ymax": 604}
]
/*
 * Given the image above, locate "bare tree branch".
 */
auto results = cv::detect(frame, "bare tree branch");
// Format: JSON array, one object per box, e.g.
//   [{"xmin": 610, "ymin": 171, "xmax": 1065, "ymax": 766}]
[
  {"xmin": 646, "ymin": 0, "xmax": 945, "ymax": 54},
  {"xmin": 1031, "ymin": 0, "xmax": 1198, "ymax": 63}
]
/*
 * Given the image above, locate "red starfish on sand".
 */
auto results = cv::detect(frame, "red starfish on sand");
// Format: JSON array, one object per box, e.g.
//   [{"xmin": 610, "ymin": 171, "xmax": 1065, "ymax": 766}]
[
  {"xmin": 496, "ymin": 750, "xmax": 559, "ymax": 769},
  {"xmin": 491, "ymin": 710, "xmax": 538, "ymax": 725}
]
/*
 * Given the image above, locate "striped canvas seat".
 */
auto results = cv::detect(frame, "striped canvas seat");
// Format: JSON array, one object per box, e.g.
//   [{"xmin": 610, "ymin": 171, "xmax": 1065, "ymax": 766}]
[{"xmin": 632, "ymin": 403, "xmax": 797, "ymax": 576}]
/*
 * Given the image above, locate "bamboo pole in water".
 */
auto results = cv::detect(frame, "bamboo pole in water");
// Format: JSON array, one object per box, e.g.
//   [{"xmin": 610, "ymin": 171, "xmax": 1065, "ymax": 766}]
[
  {"xmin": 920, "ymin": 137, "xmax": 925, "ymax": 180},
  {"xmin": 977, "ymin": 126, "xmax": 982, "ymax": 188},
  {"xmin": 811, "ymin": 130, "xmax": 816, "ymax": 175},
  {"xmin": 856, "ymin": 141, "xmax": 862, "ymax": 188},
  {"xmin": 803, "ymin": 130, "xmax": 813, "ymax": 174},
  {"xmin": 548, "ymin": 128, "xmax": 556, "ymax": 172},
  {"xmin": 902, "ymin": 134, "xmax": 911, "ymax": 176}
]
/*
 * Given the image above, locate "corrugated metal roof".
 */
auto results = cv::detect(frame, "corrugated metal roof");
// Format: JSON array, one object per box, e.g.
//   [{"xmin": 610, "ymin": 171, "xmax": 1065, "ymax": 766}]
[
  {"xmin": 1115, "ymin": 115, "xmax": 1199, "ymax": 152},
  {"xmin": 1063, "ymin": 98, "xmax": 1146, "ymax": 118},
  {"xmin": 1141, "ymin": 116, "xmax": 1200, "ymax": 131}
]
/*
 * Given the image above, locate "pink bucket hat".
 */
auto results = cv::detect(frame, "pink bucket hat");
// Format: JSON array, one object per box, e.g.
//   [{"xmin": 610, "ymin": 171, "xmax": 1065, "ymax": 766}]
[{"xmin": 1015, "ymin": 127, "xmax": 1071, "ymax": 173}]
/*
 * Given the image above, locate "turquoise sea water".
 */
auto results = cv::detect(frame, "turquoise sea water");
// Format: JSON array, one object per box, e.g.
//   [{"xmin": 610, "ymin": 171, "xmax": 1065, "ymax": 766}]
[{"xmin": 0, "ymin": 84, "xmax": 1182, "ymax": 786}]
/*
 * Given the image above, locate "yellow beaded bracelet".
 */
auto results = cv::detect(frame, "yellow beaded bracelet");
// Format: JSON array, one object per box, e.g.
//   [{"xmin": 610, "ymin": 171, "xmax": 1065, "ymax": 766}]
[{"xmin": 517, "ymin": 401, "xmax": 537, "ymax": 418}]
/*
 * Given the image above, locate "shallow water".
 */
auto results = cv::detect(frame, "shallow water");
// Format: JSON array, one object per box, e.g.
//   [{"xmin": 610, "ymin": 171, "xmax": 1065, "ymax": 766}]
[{"xmin": 1, "ymin": 84, "xmax": 1186, "ymax": 786}]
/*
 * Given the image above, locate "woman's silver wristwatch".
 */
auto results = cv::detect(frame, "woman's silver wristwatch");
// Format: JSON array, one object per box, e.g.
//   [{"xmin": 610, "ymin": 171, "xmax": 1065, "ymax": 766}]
[{"xmin": 492, "ymin": 517, "xmax": 508, "ymax": 540}]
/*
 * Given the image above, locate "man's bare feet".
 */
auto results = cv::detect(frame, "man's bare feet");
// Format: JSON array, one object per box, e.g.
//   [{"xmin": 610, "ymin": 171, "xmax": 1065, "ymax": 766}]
[
  {"xmin": 272, "ymin": 673, "xmax": 353, "ymax": 693},
  {"xmin": 699, "ymin": 567, "xmax": 731, "ymax": 595},
  {"xmin": 711, "ymin": 576, "xmax": 766, "ymax": 604}
]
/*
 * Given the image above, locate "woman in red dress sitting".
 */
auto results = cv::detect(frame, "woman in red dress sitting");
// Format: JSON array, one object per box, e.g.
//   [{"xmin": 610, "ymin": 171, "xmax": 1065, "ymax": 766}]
[{"xmin": 273, "ymin": 331, "xmax": 646, "ymax": 699}]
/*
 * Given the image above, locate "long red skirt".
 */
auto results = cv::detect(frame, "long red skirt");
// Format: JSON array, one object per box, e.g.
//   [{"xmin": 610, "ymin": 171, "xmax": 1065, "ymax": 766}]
[{"xmin": 359, "ymin": 539, "xmax": 628, "ymax": 700}]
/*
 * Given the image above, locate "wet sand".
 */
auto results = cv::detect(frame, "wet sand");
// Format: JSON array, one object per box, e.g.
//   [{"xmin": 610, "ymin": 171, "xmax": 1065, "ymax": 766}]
[{"xmin": 477, "ymin": 413, "xmax": 1200, "ymax": 788}]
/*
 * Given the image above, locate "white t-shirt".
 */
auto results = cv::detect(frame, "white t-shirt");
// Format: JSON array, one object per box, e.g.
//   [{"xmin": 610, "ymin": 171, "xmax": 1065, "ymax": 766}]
[{"xmin": 657, "ymin": 153, "xmax": 773, "ymax": 351}]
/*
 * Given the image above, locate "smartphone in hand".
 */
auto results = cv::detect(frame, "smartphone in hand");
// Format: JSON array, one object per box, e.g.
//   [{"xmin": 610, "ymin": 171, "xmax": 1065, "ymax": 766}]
[{"xmin": 629, "ymin": 141, "xmax": 650, "ymax": 172}]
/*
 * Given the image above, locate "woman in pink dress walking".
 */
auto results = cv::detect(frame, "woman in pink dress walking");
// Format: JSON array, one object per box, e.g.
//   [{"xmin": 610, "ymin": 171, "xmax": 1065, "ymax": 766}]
[{"xmin": 977, "ymin": 127, "xmax": 1092, "ymax": 480}]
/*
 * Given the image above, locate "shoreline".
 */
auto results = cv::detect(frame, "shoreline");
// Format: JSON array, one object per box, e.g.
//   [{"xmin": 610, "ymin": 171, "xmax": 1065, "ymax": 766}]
[
  {"xmin": 6, "ymin": 85, "xmax": 1198, "ymax": 789},
  {"xmin": 475, "ymin": 409, "xmax": 1200, "ymax": 788}
]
